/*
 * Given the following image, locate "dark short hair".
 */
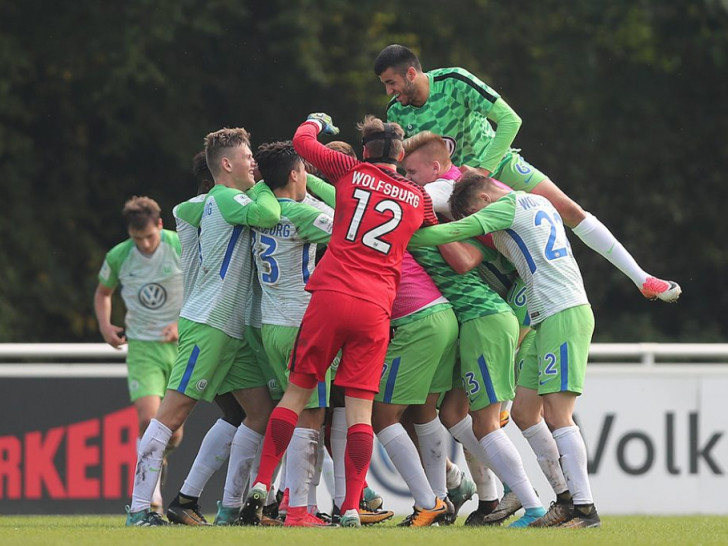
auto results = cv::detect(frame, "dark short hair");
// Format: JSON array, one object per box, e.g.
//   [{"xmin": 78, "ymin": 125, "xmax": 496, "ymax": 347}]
[
  {"xmin": 374, "ymin": 44, "xmax": 422, "ymax": 76},
  {"xmin": 255, "ymin": 141, "xmax": 302, "ymax": 191},
  {"xmin": 192, "ymin": 150, "xmax": 214, "ymax": 194},
  {"xmin": 448, "ymin": 172, "xmax": 489, "ymax": 220},
  {"xmin": 122, "ymin": 196, "xmax": 161, "ymax": 230}
]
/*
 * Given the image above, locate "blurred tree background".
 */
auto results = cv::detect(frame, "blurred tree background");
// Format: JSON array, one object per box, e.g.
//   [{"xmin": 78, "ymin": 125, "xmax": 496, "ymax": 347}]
[{"xmin": 0, "ymin": 0, "xmax": 725, "ymax": 342}]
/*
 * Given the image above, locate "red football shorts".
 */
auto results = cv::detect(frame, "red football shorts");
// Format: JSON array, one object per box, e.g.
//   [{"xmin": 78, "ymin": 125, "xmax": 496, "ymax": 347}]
[{"xmin": 289, "ymin": 290, "xmax": 390, "ymax": 394}]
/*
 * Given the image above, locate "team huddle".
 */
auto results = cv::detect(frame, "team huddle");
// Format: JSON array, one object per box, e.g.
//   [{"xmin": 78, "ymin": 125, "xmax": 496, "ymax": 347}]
[{"xmin": 97, "ymin": 44, "xmax": 680, "ymax": 530}]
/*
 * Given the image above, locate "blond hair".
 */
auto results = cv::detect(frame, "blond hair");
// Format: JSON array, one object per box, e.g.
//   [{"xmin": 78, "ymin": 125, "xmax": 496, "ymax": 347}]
[
  {"xmin": 204, "ymin": 127, "xmax": 251, "ymax": 178},
  {"xmin": 402, "ymin": 131, "xmax": 451, "ymax": 164}
]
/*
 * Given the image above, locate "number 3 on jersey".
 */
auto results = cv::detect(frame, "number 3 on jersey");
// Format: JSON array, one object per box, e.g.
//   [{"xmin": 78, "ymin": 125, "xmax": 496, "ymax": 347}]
[{"xmin": 345, "ymin": 188, "xmax": 403, "ymax": 254}]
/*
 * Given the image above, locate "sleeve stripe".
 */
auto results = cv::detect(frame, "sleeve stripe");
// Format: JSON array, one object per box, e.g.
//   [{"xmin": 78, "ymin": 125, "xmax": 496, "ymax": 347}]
[
  {"xmin": 385, "ymin": 97, "xmax": 399, "ymax": 113},
  {"xmin": 434, "ymin": 71, "xmax": 497, "ymax": 103}
]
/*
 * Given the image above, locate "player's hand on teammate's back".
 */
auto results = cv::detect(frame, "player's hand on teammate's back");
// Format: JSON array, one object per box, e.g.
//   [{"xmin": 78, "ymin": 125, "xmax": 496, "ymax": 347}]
[{"xmin": 307, "ymin": 113, "xmax": 340, "ymax": 135}]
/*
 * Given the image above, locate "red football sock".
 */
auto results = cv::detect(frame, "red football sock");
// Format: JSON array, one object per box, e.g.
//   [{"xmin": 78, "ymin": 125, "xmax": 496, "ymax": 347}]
[
  {"xmin": 254, "ymin": 406, "xmax": 298, "ymax": 486},
  {"xmin": 341, "ymin": 423, "xmax": 374, "ymax": 513}
]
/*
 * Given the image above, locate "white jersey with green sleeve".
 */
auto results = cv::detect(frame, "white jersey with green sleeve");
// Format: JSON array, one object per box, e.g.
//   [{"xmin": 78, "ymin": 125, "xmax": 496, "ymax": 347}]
[
  {"xmin": 98, "ymin": 229, "xmax": 183, "ymax": 341},
  {"xmin": 409, "ymin": 191, "xmax": 588, "ymax": 324},
  {"xmin": 480, "ymin": 193, "xmax": 588, "ymax": 323},
  {"xmin": 173, "ymin": 194, "xmax": 206, "ymax": 302},
  {"xmin": 180, "ymin": 183, "xmax": 281, "ymax": 339},
  {"xmin": 252, "ymin": 197, "xmax": 334, "ymax": 327}
]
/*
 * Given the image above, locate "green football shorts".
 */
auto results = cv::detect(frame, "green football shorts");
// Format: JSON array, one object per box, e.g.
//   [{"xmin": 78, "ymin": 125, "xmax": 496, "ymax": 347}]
[
  {"xmin": 262, "ymin": 323, "xmax": 331, "ymax": 409},
  {"xmin": 126, "ymin": 339, "xmax": 178, "ymax": 401},
  {"xmin": 517, "ymin": 305, "xmax": 595, "ymax": 395},
  {"xmin": 376, "ymin": 305, "xmax": 458, "ymax": 405},
  {"xmin": 459, "ymin": 311, "xmax": 519, "ymax": 411}
]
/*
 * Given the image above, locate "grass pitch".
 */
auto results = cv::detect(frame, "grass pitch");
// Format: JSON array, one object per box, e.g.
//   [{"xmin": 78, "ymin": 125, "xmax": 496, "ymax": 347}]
[{"xmin": 2, "ymin": 515, "xmax": 727, "ymax": 546}]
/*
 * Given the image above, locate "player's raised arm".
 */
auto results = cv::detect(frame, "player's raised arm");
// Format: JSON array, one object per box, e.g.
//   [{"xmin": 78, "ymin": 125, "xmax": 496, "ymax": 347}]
[{"xmin": 293, "ymin": 113, "xmax": 358, "ymax": 184}]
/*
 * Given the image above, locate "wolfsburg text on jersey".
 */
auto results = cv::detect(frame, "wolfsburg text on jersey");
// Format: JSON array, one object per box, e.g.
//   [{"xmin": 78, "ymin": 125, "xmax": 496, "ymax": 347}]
[{"xmin": 352, "ymin": 171, "xmax": 421, "ymax": 207}]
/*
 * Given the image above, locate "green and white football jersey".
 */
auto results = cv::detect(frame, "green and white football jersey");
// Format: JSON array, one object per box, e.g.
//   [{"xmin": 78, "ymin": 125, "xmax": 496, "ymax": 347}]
[
  {"xmin": 98, "ymin": 229, "xmax": 183, "ymax": 341},
  {"xmin": 475, "ymin": 193, "xmax": 588, "ymax": 324},
  {"xmin": 173, "ymin": 194, "xmax": 206, "ymax": 302},
  {"xmin": 180, "ymin": 183, "xmax": 281, "ymax": 339},
  {"xmin": 252, "ymin": 197, "xmax": 334, "ymax": 327},
  {"xmin": 408, "ymin": 192, "xmax": 588, "ymax": 325}
]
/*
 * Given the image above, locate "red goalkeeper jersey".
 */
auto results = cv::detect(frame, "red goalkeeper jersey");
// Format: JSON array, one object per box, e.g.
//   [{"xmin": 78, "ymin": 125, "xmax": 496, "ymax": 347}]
[{"xmin": 293, "ymin": 120, "xmax": 438, "ymax": 314}]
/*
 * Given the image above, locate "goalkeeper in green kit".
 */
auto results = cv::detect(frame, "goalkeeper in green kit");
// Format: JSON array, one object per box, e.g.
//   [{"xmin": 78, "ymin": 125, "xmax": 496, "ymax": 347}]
[{"xmin": 375, "ymin": 44, "xmax": 680, "ymax": 303}]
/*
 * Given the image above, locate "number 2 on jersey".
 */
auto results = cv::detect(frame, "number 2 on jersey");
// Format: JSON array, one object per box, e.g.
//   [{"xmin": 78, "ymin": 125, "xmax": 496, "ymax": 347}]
[
  {"xmin": 345, "ymin": 188, "xmax": 403, "ymax": 254},
  {"xmin": 534, "ymin": 210, "xmax": 569, "ymax": 260}
]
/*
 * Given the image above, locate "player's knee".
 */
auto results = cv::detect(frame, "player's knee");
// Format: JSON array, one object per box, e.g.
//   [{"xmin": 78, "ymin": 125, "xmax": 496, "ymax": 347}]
[
  {"xmin": 542, "ymin": 405, "xmax": 573, "ymax": 431},
  {"xmin": 559, "ymin": 200, "xmax": 586, "ymax": 228},
  {"xmin": 510, "ymin": 399, "xmax": 539, "ymax": 430}
]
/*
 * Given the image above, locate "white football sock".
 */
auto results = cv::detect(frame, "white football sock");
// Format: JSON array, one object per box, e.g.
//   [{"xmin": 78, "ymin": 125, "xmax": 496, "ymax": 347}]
[
  {"xmin": 553, "ymin": 426, "xmax": 593, "ymax": 505},
  {"xmin": 378, "ymin": 423, "xmax": 436, "ymax": 509},
  {"xmin": 479, "ymin": 429, "xmax": 541, "ymax": 510},
  {"xmin": 180, "ymin": 418, "xmax": 236, "ymax": 497},
  {"xmin": 448, "ymin": 415, "xmax": 483, "ymax": 459},
  {"xmin": 572, "ymin": 212, "xmax": 648, "ymax": 287},
  {"xmin": 277, "ymin": 453, "xmax": 287, "ymax": 493},
  {"xmin": 308, "ymin": 427, "xmax": 326, "ymax": 511},
  {"xmin": 322, "ymin": 449, "xmax": 336, "ymax": 500},
  {"xmin": 448, "ymin": 417, "xmax": 501, "ymax": 500},
  {"xmin": 222, "ymin": 424, "xmax": 263, "ymax": 508},
  {"xmin": 330, "ymin": 407, "xmax": 347, "ymax": 509},
  {"xmin": 522, "ymin": 419, "xmax": 569, "ymax": 496},
  {"xmin": 464, "ymin": 448, "xmax": 499, "ymax": 501},
  {"xmin": 131, "ymin": 419, "xmax": 172, "ymax": 512},
  {"xmin": 286, "ymin": 427, "xmax": 319, "ymax": 508},
  {"xmin": 414, "ymin": 416, "xmax": 447, "ymax": 499},
  {"xmin": 445, "ymin": 460, "xmax": 463, "ymax": 490}
]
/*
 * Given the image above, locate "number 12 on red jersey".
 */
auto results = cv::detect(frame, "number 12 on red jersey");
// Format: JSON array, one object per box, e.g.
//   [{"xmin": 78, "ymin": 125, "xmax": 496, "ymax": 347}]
[{"xmin": 345, "ymin": 188, "xmax": 403, "ymax": 254}]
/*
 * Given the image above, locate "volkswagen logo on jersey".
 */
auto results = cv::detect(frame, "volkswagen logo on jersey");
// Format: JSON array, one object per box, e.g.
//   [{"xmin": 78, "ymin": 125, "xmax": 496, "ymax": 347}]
[
  {"xmin": 442, "ymin": 136, "xmax": 457, "ymax": 158},
  {"xmin": 138, "ymin": 283, "xmax": 167, "ymax": 309}
]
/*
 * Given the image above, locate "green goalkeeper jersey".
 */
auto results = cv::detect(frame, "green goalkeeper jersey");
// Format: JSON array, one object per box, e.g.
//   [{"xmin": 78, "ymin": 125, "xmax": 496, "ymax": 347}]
[
  {"xmin": 387, "ymin": 67, "xmax": 521, "ymax": 173},
  {"xmin": 409, "ymin": 244, "xmax": 512, "ymax": 324}
]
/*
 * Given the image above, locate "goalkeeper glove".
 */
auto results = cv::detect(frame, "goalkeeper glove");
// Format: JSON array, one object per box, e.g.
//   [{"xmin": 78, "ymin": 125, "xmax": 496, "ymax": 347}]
[{"xmin": 306, "ymin": 113, "xmax": 340, "ymax": 135}]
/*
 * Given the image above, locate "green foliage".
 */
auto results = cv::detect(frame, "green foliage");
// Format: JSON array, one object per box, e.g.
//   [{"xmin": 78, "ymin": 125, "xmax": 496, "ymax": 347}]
[{"xmin": 0, "ymin": 0, "xmax": 725, "ymax": 341}]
